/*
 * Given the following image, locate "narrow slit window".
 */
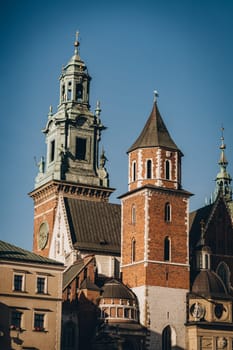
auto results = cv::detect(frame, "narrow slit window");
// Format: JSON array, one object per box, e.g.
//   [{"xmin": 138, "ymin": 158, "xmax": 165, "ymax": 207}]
[
  {"xmin": 132, "ymin": 161, "xmax": 136, "ymax": 182},
  {"xmin": 165, "ymin": 160, "xmax": 171, "ymax": 180},
  {"xmin": 132, "ymin": 205, "xmax": 136, "ymax": 224},
  {"xmin": 164, "ymin": 236, "xmax": 170, "ymax": 261},
  {"xmin": 132, "ymin": 239, "xmax": 136, "ymax": 262},
  {"xmin": 146, "ymin": 159, "xmax": 152, "ymax": 179},
  {"xmin": 165, "ymin": 203, "xmax": 171, "ymax": 222},
  {"xmin": 50, "ymin": 140, "xmax": 55, "ymax": 162}
]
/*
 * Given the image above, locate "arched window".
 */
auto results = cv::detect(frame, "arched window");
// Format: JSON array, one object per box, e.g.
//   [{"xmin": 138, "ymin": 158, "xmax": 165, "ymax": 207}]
[
  {"xmin": 132, "ymin": 161, "xmax": 136, "ymax": 182},
  {"xmin": 67, "ymin": 81, "xmax": 72, "ymax": 100},
  {"xmin": 131, "ymin": 205, "xmax": 136, "ymax": 224},
  {"xmin": 164, "ymin": 237, "xmax": 170, "ymax": 261},
  {"xmin": 165, "ymin": 202, "xmax": 171, "ymax": 222},
  {"xmin": 162, "ymin": 325, "xmax": 171, "ymax": 350},
  {"xmin": 131, "ymin": 238, "xmax": 136, "ymax": 262},
  {"xmin": 76, "ymin": 83, "xmax": 83, "ymax": 102},
  {"xmin": 217, "ymin": 262, "xmax": 230, "ymax": 291},
  {"xmin": 165, "ymin": 160, "xmax": 171, "ymax": 180},
  {"xmin": 146, "ymin": 159, "xmax": 152, "ymax": 179}
]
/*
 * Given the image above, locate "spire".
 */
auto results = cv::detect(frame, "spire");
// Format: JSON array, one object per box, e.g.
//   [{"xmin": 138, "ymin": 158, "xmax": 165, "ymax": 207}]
[
  {"xmin": 74, "ymin": 31, "xmax": 80, "ymax": 56},
  {"xmin": 128, "ymin": 93, "xmax": 181, "ymax": 153},
  {"xmin": 215, "ymin": 127, "xmax": 232, "ymax": 201}
]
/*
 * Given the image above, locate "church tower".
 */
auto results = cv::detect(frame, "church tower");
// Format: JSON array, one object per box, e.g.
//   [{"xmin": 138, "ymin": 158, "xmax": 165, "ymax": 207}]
[
  {"xmin": 29, "ymin": 34, "xmax": 114, "ymax": 257},
  {"xmin": 120, "ymin": 94, "xmax": 192, "ymax": 349}
]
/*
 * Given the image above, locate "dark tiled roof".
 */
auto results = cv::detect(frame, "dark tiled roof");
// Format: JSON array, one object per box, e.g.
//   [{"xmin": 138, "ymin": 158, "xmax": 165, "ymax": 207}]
[
  {"xmin": 0, "ymin": 240, "xmax": 63, "ymax": 266},
  {"xmin": 128, "ymin": 102, "xmax": 180, "ymax": 153},
  {"xmin": 80, "ymin": 277, "xmax": 101, "ymax": 291},
  {"xmin": 64, "ymin": 198, "xmax": 121, "ymax": 254},
  {"xmin": 101, "ymin": 279, "xmax": 137, "ymax": 300},
  {"xmin": 63, "ymin": 259, "xmax": 85, "ymax": 289},
  {"xmin": 63, "ymin": 256, "xmax": 97, "ymax": 289},
  {"xmin": 192, "ymin": 270, "xmax": 229, "ymax": 299}
]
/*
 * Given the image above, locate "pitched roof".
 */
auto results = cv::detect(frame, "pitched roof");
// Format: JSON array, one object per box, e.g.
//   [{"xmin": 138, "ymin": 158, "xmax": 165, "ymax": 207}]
[
  {"xmin": 0, "ymin": 240, "xmax": 63, "ymax": 266},
  {"xmin": 64, "ymin": 198, "xmax": 121, "ymax": 254},
  {"xmin": 128, "ymin": 102, "xmax": 180, "ymax": 153},
  {"xmin": 63, "ymin": 255, "xmax": 96, "ymax": 289}
]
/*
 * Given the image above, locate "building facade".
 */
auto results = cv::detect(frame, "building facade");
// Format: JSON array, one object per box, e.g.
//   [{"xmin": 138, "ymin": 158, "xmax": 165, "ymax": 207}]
[
  {"xmin": 26, "ymin": 36, "xmax": 233, "ymax": 349},
  {"xmin": 0, "ymin": 240, "xmax": 64, "ymax": 350}
]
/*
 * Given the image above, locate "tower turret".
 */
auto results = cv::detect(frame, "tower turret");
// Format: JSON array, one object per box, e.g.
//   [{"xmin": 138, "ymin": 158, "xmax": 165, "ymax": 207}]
[
  {"xmin": 215, "ymin": 127, "xmax": 232, "ymax": 201},
  {"xmin": 34, "ymin": 33, "xmax": 110, "ymax": 191}
]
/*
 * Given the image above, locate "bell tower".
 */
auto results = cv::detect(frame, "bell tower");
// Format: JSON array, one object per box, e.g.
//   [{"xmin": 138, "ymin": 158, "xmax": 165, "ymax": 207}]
[
  {"xmin": 30, "ymin": 34, "xmax": 114, "ymax": 257},
  {"xmin": 214, "ymin": 127, "xmax": 232, "ymax": 201},
  {"xmin": 120, "ymin": 93, "xmax": 192, "ymax": 349}
]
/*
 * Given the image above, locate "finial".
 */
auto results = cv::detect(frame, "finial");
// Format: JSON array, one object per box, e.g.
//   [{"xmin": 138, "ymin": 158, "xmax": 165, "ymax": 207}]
[
  {"xmin": 49, "ymin": 105, "xmax": 53, "ymax": 116},
  {"xmin": 220, "ymin": 125, "xmax": 226, "ymax": 150},
  {"xmin": 95, "ymin": 100, "xmax": 101, "ymax": 117},
  {"xmin": 74, "ymin": 31, "xmax": 80, "ymax": 55},
  {"xmin": 153, "ymin": 90, "xmax": 159, "ymax": 103}
]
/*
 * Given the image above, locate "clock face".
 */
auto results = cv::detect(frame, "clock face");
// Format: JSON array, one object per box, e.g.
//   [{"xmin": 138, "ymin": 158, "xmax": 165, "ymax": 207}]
[{"xmin": 38, "ymin": 221, "xmax": 49, "ymax": 250}]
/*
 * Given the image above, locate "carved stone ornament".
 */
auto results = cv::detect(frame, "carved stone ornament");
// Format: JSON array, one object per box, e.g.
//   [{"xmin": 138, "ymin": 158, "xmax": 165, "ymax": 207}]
[
  {"xmin": 216, "ymin": 337, "xmax": 227, "ymax": 349},
  {"xmin": 190, "ymin": 302, "xmax": 205, "ymax": 320}
]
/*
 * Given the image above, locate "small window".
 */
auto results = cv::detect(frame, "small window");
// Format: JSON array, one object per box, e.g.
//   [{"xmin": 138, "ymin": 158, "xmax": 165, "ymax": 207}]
[
  {"xmin": 165, "ymin": 160, "xmax": 171, "ymax": 180},
  {"xmin": 124, "ymin": 308, "xmax": 130, "ymax": 318},
  {"xmin": 37, "ymin": 277, "xmax": 46, "ymax": 294},
  {"xmin": 67, "ymin": 81, "xmax": 72, "ymax": 100},
  {"xmin": 11, "ymin": 311, "xmax": 22, "ymax": 330},
  {"xmin": 146, "ymin": 159, "xmax": 152, "ymax": 179},
  {"xmin": 165, "ymin": 203, "xmax": 171, "ymax": 222},
  {"xmin": 164, "ymin": 237, "xmax": 170, "ymax": 261},
  {"xmin": 14, "ymin": 274, "xmax": 23, "ymax": 291},
  {"xmin": 132, "ymin": 239, "xmax": 136, "ymax": 262},
  {"xmin": 132, "ymin": 205, "xmax": 136, "ymax": 224},
  {"xmin": 62, "ymin": 84, "xmax": 65, "ymax": 101},
  {"xmin": 132, "ymin": 161, "xmax": 136, "ymax": 182},
  {"xmin": 50, "ymin": 140, "xmax": 55, "ymax": 162},
  {"xmin": 76, "ymin": 83, "xmax": 83, "ymax": 102},
  {"xmin": 76, "ymin": 137, "xmax": 86, "ymax": 160},
  {"xmin": 34, "ymin": 313, "xmax": 45, "ymax": 331}
]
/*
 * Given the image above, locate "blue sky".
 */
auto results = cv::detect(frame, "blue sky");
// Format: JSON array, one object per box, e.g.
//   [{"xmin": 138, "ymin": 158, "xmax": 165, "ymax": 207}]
[{"xmin": 1, "ymin": 0, "xmax": 233, "ymax": 250}]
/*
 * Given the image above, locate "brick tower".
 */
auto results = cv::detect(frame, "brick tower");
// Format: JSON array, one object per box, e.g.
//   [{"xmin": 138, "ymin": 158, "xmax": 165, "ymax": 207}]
[
  {"xmin": 29, "ymin": 34, "xmax": 114, "ymax": 258},
  {"xmin": 120, "ymin": 93, "xmax": 192, "ymax": 349}
]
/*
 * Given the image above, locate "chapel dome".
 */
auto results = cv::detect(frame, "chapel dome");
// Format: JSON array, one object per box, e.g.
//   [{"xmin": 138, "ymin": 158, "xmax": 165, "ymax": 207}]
[
  {"xmin": 101, "ymin": 279, "xmax": 137, "ymax": 301},
  {"xmin": 192, "ymin": 270, "xmax": 228, "ymax": 298}
]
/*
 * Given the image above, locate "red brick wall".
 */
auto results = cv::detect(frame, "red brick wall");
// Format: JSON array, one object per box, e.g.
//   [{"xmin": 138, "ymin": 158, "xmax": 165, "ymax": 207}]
[
  {"xmin": 121, "ymin": 188, "xmax": 189, "ymax": 290},
  {"xmin": 129, "ymin": 148, "xmax": 181, "ymax": 191},
  {"xmin": 33, "ymin": 192, "xmax": 58, "ymax": 257}
]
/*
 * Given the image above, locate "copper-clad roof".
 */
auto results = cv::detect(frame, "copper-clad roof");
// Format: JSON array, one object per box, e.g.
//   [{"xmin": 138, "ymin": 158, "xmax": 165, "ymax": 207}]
[
  {"xmin": 192, "ymin": 270, "xmax": 229, "ymax": 299},
  {"xmin": 128, "ymin": 102, "xmax": 180, "ymax": 153},
  {"xmin": 0, "ymin": 240, "xmax": 63, "ymax": 266},
  {"xmin": 64, "ymin": 198, "xmax": 121, "ymax": 254},
  {"xmin": 101, "ymin": 279, "xmax": 137, "ymax": 300}
]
